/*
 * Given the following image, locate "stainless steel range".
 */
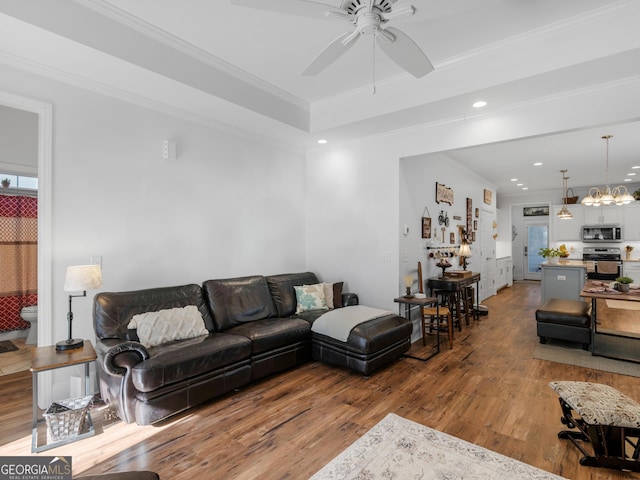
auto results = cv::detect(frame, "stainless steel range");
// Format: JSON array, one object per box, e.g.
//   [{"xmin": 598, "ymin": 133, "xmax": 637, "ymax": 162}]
[{"xmin": 582, "ymin": 247, "xmax": 622, "ymax": 280}]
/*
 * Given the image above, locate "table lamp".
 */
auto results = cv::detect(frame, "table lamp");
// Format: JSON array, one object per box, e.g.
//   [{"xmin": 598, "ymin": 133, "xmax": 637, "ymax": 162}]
[
  {"xmin": 403, "ymin": 275, "xmax": 414, "ymax": 298},
  {"xmin": 459, "ymin": 242, "xmax": 472, "ymax": 271},
  {"xmin": 57, "ymin": 264, "xmax": 103, "ymax": 351}
]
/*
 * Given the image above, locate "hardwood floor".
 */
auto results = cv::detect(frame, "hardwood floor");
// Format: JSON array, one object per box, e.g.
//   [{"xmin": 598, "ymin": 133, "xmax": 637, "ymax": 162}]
[
  {"xmin": 0, "ymin": 336, "xmax": 34, "ymax": 375},
  {"xmin": 2, "ymin": 281, "xmax": 640, "ymax": 479}
]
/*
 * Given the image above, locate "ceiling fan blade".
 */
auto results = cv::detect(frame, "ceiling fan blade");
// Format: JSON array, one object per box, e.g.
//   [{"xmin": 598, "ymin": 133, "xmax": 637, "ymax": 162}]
[
  {"xmin": 376, "ymin": 27, "xmax": 434, "ymax": 78},
  {"xmin": 230, "ymin": 0, "xmax": 345, "ymax": 19},
  {"xmin": 302, "ymin": 32, "xmax": 359, "ymax": 76}
]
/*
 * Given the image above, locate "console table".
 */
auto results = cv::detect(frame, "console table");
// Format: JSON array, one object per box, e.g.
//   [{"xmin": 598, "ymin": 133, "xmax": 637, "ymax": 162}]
[
  {"xmin": 30, "ymin": 340, "xmax": 97, "ymax": 452},
  {"xmin": 427, "ymin": 272, "xmax": 481, "ymax": 325}
]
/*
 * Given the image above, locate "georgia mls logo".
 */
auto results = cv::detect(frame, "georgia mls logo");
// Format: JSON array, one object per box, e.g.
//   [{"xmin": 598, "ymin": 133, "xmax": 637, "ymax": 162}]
[{"xmin": 0, "ymin": 456, "xmax": 72, "ymax": 480}]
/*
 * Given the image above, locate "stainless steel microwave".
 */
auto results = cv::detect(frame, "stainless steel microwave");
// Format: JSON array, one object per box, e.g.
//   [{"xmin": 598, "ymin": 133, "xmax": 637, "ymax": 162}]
[{"xmin": 581, "ymin": 224, "xmax": 623, "ymax": 243}]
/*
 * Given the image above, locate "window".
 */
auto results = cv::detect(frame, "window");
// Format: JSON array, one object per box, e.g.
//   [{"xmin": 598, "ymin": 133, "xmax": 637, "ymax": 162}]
[{"xmin": 0, "ymin": 173, "xmax": 38, "ymax": 190}]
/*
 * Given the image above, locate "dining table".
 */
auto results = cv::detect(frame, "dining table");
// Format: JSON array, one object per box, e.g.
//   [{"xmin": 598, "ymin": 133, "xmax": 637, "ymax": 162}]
[{"xmin": 580, "ymin": 280, "xmax": 640, "ymax": 362}]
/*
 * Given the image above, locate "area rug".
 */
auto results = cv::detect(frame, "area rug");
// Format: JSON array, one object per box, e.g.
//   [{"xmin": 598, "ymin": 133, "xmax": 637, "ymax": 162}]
[
  {"xmin": 533, "ymin": 339, "xmax": 640, "ymax": 377},
  {"xmin": 0, "ymin": 340, "xmax": 18, "ymax": 354},
  {"xmin": 606, "ymin": 299, "xmax": 640, "ymax": 311},
  {"xmin": 309, "ymin": 413, "xmax": 567, "ymax": 479}
]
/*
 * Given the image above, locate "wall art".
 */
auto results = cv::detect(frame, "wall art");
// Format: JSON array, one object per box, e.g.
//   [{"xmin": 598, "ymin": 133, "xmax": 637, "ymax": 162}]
[
  {"xmin": 436, "ymin": 182, "xmax": 454, "ymax": 205},
  {"xmin": 483, "ymin": 189, "xmax": 492, "ymax": 205},
  {"xmin": 421, "ymin": 217, "xmax": 432, "ymax": 238},
  {"xmin": 523, "ymin": 206, "xmax": 549, "ymax": 217}
]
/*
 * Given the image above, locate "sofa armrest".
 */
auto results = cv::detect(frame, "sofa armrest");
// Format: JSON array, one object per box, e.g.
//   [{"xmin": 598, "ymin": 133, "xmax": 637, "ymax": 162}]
[
  {"xmin": 99, "ymin": 341, "xmax": 150, "ymax": 376},
  {"xmin": 95, "ymin": 340, "xmax": 151, "ymax": 424},
  {"xmin": 342, "ymin": 292, "xmax": 359, "ymax": 306}
]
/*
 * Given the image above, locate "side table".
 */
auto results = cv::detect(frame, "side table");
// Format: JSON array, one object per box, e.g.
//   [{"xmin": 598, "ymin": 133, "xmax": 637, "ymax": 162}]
[
  {"xmin": 394, "ymin": 295, "xmax": 440, "ymax": 361},
  {"xmin": 31, "ymin": 340, "xmax": 97, "ymax": 453}
]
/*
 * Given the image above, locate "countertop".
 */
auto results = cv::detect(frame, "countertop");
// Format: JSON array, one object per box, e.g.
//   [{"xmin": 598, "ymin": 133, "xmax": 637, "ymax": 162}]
[
  {"xmin": 541, "ymin": 260, "xmax": 587, "ymax": 268},
  {"xmin": 540, "ymin": 259, "xmax": 640, "ymax": 266}
]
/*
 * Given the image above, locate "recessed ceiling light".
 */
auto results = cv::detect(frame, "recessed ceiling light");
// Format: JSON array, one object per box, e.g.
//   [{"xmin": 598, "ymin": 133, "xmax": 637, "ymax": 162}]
[
  {"xmin": 522, "ymin": 187, "xmax": 529, "ymax": 190},
  {"xmin": 628, "ymin": 172, "xmax": 637, "ymax": 176},
  {"xmin": 510, "ymin": 178, "xmax": 518, "ymax": 182},
  {"xmin": 632, "ymin": 166, "xmax": 640, "ymax": 169},
  {"xmin": 534, "ymin": 162, "xmax": 543, "ymax": 166},
  {"xmin": 624, "ymin": 178, "xmax": 632, "ymax": 182},
  {"xmin": 472, "ymin": 100, "xmax": 487, "ymax": 108},
  {"xmin": 517, "ymin": 183, "xmax": 523, "ymax": 187},
  {"xmin": 317, "ymin": 139, "xmax": 327, "ymax": 144}
]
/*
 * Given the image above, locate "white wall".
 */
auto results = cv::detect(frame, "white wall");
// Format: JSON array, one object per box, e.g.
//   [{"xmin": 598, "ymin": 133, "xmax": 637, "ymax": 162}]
[
  {"xmin": 495, "ymin": 208, "xmax": 511, "ymax": 258},
  {"xmin": 0, "ymin": 104, "xmax": 38, "ymax": 173},
  {"xmin": 305, "ymin": 137, "xmax": 498, "ymax": 315},
  {"xmin": 305, "ymin": 65, "xmax": 640, "ymax": 314},
  {"xmin": 400, "ymin": 152, "xmax": 493, "ymax": 286},
  {"xmin": 0, "ymin": 64, "xmax": 306, "ymax": 398}
]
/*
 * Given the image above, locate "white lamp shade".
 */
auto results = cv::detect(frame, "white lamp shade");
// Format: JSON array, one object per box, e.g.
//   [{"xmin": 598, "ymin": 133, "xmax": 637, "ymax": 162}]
[
  {"xmin": 64, "ymin": 264, "xmax": 103, "ymax": 291},
  {"xmin": 459, "ymin": 243, "xmax": 472, "ymax": 257}
]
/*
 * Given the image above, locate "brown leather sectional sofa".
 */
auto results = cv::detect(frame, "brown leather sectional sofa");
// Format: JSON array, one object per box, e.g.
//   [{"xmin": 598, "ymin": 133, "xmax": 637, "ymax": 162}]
[{"xmin": 93, "ymin": 272, "xmax": 412, "ymax": 426}]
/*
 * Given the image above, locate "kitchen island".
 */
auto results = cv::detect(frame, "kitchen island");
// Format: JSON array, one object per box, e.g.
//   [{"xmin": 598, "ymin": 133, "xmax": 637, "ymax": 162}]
[{"xmin": 540, "ymin": 260, "xmax": 587, "ymax": 304}]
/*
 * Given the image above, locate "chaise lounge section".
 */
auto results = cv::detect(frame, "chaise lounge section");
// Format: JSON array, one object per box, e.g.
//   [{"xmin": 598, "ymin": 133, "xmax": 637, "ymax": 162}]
[{"xmin": 93, "ymin": 272, "xmax": 412, "ymax": 425}]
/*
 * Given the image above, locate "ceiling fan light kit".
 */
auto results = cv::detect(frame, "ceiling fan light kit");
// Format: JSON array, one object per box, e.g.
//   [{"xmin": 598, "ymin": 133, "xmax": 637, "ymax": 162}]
[{"xmin": 231, "ymin": 0, "xmax": 433, "ymax": 82}]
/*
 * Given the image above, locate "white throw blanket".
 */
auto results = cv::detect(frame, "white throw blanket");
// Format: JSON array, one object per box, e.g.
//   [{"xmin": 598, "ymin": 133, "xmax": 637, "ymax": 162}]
[{"xmin": 311, "ymin": 305, "xmax": 393, "ymax": 343}]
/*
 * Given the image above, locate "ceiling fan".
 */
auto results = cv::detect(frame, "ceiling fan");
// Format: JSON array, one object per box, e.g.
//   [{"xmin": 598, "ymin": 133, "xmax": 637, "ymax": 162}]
[{"xmin": 230, "ymin": 0, "xmax": 434, "ymax": 79}]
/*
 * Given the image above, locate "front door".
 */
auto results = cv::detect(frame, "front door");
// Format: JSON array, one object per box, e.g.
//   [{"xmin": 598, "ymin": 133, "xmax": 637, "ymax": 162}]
[{"xmin": 524, "ymin": 221, "xmax": 548, "ymax": 280}]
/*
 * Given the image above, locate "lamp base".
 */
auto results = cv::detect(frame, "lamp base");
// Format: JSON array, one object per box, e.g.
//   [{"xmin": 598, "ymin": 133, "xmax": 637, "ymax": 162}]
[{"xmin": 56, "ymin": 338, "xmax": 84, "ymax": 351}]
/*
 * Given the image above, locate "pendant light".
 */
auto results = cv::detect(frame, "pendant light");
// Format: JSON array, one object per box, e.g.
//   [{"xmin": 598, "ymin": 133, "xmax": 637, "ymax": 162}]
[
  {"xmin": 557, "ymin": 169, "xmax": 573, "ymax": 220},
  {"xmin": 581, "ymin": 135, "xmax": 635, "ymax": 206}
]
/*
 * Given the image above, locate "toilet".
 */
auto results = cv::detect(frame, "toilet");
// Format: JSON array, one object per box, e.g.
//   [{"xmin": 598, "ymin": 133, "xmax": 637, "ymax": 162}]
[{"xmin": 21, "ymin": 305, "xmax": 38, "ymax": 344}]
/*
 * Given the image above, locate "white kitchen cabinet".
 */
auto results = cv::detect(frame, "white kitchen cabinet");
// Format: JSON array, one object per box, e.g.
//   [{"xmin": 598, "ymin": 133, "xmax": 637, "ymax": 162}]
[
  {"xmin": 623, "ymin": 203, "xmax": 640, "ymax": 240},
  {"xmin": 583, "ymin": 205, "xmax": 625, "ymax": 225},
  {"xmin": 623, "ymin": 262, "xmax": 640, "ymax": 283},
  {"xmin": 496, "ymin": 256, "xmax": 513, "ymax": 290},
  {"xmin": 551, "ymin": 204, "xmax": 583, "ymax": 241}
]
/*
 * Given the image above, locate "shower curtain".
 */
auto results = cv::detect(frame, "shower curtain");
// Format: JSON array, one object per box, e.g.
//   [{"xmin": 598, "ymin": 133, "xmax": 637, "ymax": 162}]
[{"xmin": 0, "ymin": 194, "xmax": 37, "ymax": 332}]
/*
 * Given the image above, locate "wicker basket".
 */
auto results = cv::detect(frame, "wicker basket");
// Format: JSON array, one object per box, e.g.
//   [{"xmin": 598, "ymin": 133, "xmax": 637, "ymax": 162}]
[
  {"xmin": 563, "ymin": 187, "xmax": 578, "ymax": 204},
  {"xmin": 44, "ymin": 395, "xmax": 92, "ymax": 443}
]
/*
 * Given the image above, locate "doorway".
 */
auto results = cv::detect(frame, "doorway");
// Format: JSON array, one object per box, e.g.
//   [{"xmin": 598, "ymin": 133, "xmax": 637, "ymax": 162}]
[
  {"xmin": 524, "ymin": 220, "xmax": 548, "ymax": 280},
  {"xmin": 0, "ymin": 92, "xmax": 52, "ymax": 379}
]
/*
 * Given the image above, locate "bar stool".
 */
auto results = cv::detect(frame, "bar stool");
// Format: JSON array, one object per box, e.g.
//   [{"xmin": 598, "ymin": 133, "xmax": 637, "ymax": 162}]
[
  {"xmin": 421, "ymin": 304, "xmax": 454, "ymax": 349},
  {"xmin": 418, "ymin": 262, "xmax": 455, "ymax": 349},
  {"xmin": 432, "ymin": 289, "xmax": 462, "ymax": 332}
]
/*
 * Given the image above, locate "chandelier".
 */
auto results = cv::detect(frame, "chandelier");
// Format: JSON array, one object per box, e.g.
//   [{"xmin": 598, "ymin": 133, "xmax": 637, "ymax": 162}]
[
  {"xmin": 557, "ymin": 169, "xmax": 573, "ymax": 219},
  {"xmin": 581, "ymin": 135, "xmax": 635, "ymax": 206}
]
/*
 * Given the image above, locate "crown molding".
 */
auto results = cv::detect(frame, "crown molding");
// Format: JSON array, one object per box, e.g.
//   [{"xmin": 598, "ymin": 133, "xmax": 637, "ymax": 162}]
[{"xmin": 437, "ymin": 0, "xmax": 637, "ymax": 70}]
